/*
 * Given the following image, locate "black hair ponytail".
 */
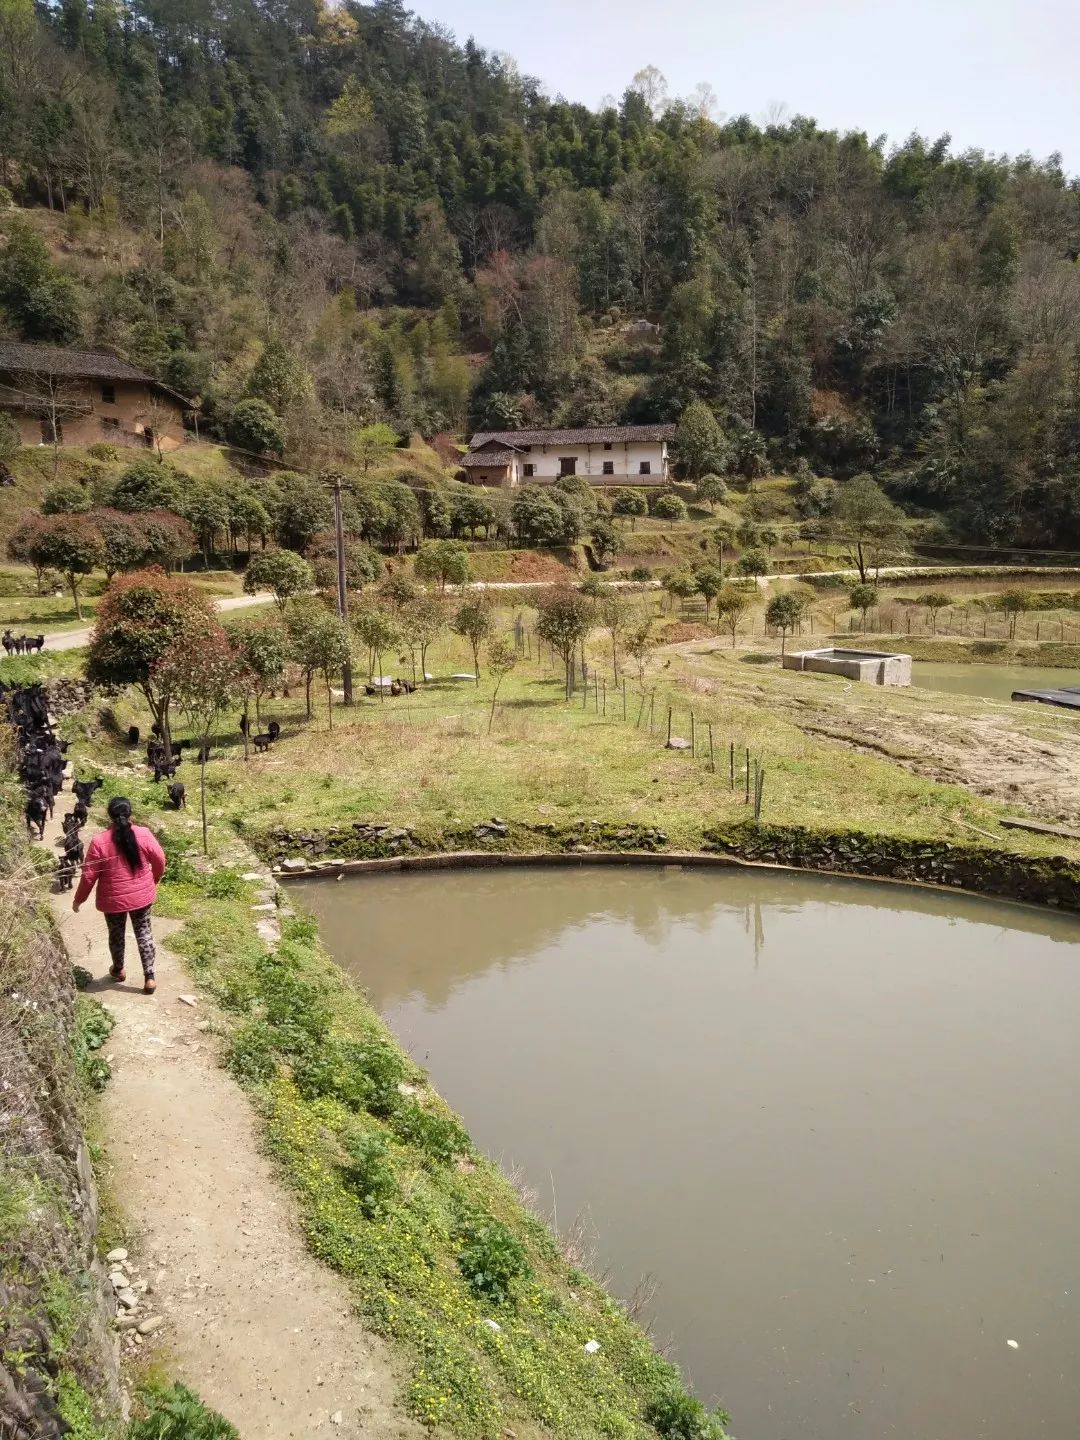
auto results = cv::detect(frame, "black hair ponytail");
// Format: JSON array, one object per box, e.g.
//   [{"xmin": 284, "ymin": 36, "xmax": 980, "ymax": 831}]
[{"xmin": 107, "ymin": 796, "xmax": 142, "ymax": 873}]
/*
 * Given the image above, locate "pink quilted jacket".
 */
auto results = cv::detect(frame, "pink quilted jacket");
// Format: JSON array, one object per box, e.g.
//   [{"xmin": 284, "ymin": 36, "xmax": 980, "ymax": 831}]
[{"xmin": 74, "ymin": 824, "xmax": 167, "ymax": 913}]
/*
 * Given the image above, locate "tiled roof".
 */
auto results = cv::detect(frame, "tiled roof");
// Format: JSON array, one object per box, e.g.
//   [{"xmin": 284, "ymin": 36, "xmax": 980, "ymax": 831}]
[
  {"xmin": 461, "ymin": 451, "xmax": 513, "ymax": 468},
  {"xmin": 0, "ymin": 342, "xmax": 156, "ymax": 382},
  {"xmin": 469, "ymin": 424, "xmax": 676, "ymax": 449}
]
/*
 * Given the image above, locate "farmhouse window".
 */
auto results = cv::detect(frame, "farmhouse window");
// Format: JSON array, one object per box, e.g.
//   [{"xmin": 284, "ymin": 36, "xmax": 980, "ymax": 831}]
[
  {"xmin": 602, "ymin": 461, "xmax": 614, "ymax": 475},
  {"xmin": 101, "ymin": 383, "xmax": 116, "ymax": 404},
  {"xmin": 639, "ymin": 460, "xmax": 651, "ymax": 475},
  {"xmin": 559, "ymin": 456, "xmax": 577, "ymax": 476},
  {"xmin": 603, "ymin": 442, "xmax": 612, "ymax": 451},
  {"xmin": 523, "ymin": 463, "xmax": 535, "ymax": 477}
]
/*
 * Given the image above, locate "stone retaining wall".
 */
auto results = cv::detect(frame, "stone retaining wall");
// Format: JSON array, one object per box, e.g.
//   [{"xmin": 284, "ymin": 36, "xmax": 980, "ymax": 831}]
[{"xmin": 253, "ymin": 819, "xmax": 1080, "ymax": 913}]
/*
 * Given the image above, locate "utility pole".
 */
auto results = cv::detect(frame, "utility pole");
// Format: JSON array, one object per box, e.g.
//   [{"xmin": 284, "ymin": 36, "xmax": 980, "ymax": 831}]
[{"xmin": 332, "ymin": 474, "xmax": 353, "ymax": 704}]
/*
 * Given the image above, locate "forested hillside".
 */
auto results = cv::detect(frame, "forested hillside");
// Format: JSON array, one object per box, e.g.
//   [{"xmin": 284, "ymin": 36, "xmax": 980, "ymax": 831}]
[{"xmin": 1, "ymin": 0, "xmax": 1079, "ymax": 542}]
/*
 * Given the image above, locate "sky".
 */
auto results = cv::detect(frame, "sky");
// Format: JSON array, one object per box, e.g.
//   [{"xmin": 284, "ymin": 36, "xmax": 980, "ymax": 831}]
[{"xmin": 413, "ymin": 0, "xmax": 1080, "ymax": 175}]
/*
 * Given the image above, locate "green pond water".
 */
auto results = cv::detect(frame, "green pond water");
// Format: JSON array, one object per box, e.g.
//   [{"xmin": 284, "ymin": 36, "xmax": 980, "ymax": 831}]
[
  {"xmin": 294, "ymin": 866, "xmax": 1080, "ymax": 1440},
  {"xmin": 912, "ymin": 662, "xmax": 1079, "ymax": 702}
]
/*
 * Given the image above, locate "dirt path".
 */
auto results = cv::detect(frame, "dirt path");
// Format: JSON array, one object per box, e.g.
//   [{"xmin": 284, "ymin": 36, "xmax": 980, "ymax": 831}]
[
  {"xmin": 42, "ymin": 593, "xmax": 275, "ymax": 651},
  {"xmin": 43, "ymin": 805, "xmax": 423, "ymax": 1439}
]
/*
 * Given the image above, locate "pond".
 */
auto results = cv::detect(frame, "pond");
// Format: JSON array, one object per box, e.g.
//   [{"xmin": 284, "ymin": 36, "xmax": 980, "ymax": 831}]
[
  {"xmin": 294, "ymin": 866, "xmax": 1080, "ymax": 1440},
  {"xmin": 912, "ymin": 661, "xmax": 1080, "ymax": 702}
]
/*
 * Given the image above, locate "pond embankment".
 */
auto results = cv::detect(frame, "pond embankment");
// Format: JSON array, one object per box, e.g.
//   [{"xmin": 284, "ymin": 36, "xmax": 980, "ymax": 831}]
[{"xmin": 257, "ymin": 817, "xmax": 1080, "ymax": 912}]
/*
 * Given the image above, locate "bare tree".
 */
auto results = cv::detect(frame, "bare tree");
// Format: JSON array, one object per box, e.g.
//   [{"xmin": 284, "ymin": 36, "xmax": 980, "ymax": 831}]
[{"xmin": 13, "ymin": 371, "xmax": 88, "ymax": 478}]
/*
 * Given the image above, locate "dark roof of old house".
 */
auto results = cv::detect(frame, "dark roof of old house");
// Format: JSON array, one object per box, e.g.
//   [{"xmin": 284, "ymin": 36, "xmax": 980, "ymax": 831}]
[
  {"xmin": 461, "ymin": 450, "xmax": 515, "ymax": 468},
  {"xmin": 0, "ymin": 342, "xmax": 193, "ymax": 406},
  {"xmin": 469, "ymin": 424, "xmax": 676, "ymax": 449}
]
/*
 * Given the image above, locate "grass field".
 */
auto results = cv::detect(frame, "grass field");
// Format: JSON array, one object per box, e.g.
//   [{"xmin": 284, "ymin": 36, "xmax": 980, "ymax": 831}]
[{"xmin": 65, "ymin": 603, "xmax": 1080, "ymax": 870}]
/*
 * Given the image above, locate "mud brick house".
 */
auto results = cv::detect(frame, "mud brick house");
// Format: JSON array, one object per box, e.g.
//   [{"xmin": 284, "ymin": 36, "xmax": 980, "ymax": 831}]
[
  {"xmin": 462, "ymin": 424, "xmax": 676, "ymax": 488},
  {"xmin": 0, "ymin": 342, "xmax": 191, "ymax": 451}
]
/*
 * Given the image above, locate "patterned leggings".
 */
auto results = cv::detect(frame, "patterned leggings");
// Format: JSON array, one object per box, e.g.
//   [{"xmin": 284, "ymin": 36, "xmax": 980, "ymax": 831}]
[{"xmin": 104, "ymin": 906, "xmax": 156, "ymax": 980}]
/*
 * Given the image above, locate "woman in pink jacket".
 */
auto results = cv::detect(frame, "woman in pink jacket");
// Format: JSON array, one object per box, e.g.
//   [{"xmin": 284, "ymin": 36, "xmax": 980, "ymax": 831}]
[{"xmin": 74, "ymin": 797, "xmax": 167, "ymax": 994}]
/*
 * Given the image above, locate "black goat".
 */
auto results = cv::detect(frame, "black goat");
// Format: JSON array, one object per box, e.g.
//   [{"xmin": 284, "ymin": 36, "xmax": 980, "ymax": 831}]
[
  {"xmin": 267, "ymin": 720, "xmax": 281, "ymax": 740},
  {"xmin": 63, "ymin": 834, "xmax": 84, "ymax": 866},
  {"xmin": 252, "ymin": 733, "xmax": 274, "ymax": 754},
  {"xmin": 33, "ymin": 783, "xmax": 55, "ymax": 820},
  {"xmin": 72, "ymin": 799, "xmax": 88, "ymax": 829},
  {"xmin": 127, "ymin": 725, "xmax": 140, "ymax": 745},
  {"xmin": 153, "ymin": 758, "xmax": 180, "ymax": 783},
  {"xmin": 25, "ymin": 794, "xmax": 47, "ymax": 840},
  {"xmin": 72, "ymin": 777, "xmax": 103, "ymax": 807},
  {"xmin": 56, "ymin": 852, "xmax": 76, "ymax": 892},
  {"xmin": 168, "ymin": 781, "xmax": 186, "ymax": 809}
]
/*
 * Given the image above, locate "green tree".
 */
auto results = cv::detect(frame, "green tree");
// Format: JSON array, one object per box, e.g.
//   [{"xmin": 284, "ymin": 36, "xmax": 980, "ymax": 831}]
[
  {"xmin": 452, "ymin": 595, "xmax": 494, "ymax": 682},
  {"xmin": 536, "ymin": 586, "xmax": 594, "ymax": 699},
  {"xmin": 612, "ymin": 489, "xmax": 648, "ymax": 530},
  {"xmin": 244, "ymin": 548, "xmax": 314, "ymax": 613},
  {"xmin": 589, "ymin": 517, "xmax": 619, "ymax": 567},
  {"xmin": 231, "ymin": 621, "xmax": 287, "ymax": 733},
  {"xmin": 623, "ymin": 616, "xmax": 656, "ymax": 687},
  {"xmin": 998, "ymin": 588, "xmax": 1032, "ymax": 640},
  {"xmin": 917, "ymin": 591, "xmax": 950, "ymax": 635},
  {"xmin": 110, "ymin": 459, "xmax": 184, "ymax": 514},
  {"xmin": 87, "ymin": 571, "xmax": 217, "ymax": 755},
  {"xmin": 828, "ymin": 475, "xmax": 905, "ymax": 582},
  {"xmin": 185, "ymin": 483, "xmax": 231, "ymax": 568},
  {"xmin": 849, "ymin": 582, "xmax": 879, "ymax": 628},
  {"xmin": 154, "ymin": 624, "xmax": 243, "ymax": 852},
  {"xmin": 695, "ymin": 473, "xmax": 727, "ymax": 511},
  {"xmin": 694, "ymin": 565, "xmax": 723, "ymax": 620},
  {"xmin": 405, "ymin": 592, "xmax": 447, "ymax": 680},
  {"xmin": 652, "ymin": 492, "xmax": 688, "ymax": 522},
  {"xmin": 42, "ymin": 480, "xmax": 91, "ymax": 514},
  {"xmin": 19, "ymin": 512, "xmax": 103, "ymax": 617},
  {"xmin": 673, "ymin": 400, "xmax": 728, "ymax": 480},
  {"xmin": 765, "ymin": 591, "xmax": 805, "ymax": 655},
  {"xmin": 715, "ymin": 585, "xmax": 751, "ymax": 647},
  {"xmin": 351, "ymin": 422, "xmax": 399, "ymax": 473},
  {"xmin": 485, "ymin": 635, "xmax": 518, "ymax": 732},
  {"xmin": 350, "ymin": 600, "xmax": 401, "ymax": 692},
  {"xmin": 226, "ymin": 399, "xmax": 286, "ymax": 456},
  {"xmin": 737, "ymin": 548, "xmax": 769, "ymax": 577},
  {"xmin": 0, "ymin": 218, "xmax": 81, "ymax": 343},
  {"xmin": 414, "ymin": 539, "xmax": 470, "ymax": 591}
]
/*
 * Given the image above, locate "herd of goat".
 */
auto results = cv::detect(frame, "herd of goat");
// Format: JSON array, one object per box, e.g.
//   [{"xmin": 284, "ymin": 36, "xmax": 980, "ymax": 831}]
[
  {"xmin": 2, "ymin": 630, "xmax": 46, "ymax": 655},
  {"xmin": 4, "ymin": 681, "xmax": 95, "ymax": 890},
  {"xmin": 5, "ymin": 679, "xmax": 286, "ymax": 888}
]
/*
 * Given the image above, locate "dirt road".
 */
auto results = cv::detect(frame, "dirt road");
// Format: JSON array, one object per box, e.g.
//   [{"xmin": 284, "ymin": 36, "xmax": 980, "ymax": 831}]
[{"xmin": 41, "ymin": 593, "xmax": 274, "ymax": 651}]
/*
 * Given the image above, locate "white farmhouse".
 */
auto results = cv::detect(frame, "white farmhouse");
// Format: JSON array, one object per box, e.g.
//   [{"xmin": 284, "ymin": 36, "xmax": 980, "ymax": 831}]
[{"xmin": 461, "ymin": 424, "xmax": 676, "ymax": 488}]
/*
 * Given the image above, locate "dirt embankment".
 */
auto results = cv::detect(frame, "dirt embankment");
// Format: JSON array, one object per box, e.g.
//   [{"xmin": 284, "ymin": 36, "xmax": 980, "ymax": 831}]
[{"xmin": 679, "ymin": 649, "xmax": 1080, "ymax": 825}]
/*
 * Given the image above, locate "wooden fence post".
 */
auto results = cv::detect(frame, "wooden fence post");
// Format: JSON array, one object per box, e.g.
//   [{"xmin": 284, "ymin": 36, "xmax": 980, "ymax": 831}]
[
  {"xmin": 602, "ymin": 678, "xmax": 607, "ymax": 716},
  {"xmin": 622, "ymin": 682, "xmax": 627, "ymax": 721},
  {"xmin": 690, "ymin": 710, "xmax": 695, "ymax": 757},
  {"xmin": 649, "ymin": 694, "xmax": 655, "ymax": 733},
  {"xmin": 708, "ymin": 723, "xmax": 715, "ymax": 774},
  {"xmin": 729, "ymin": 741, "xmax": 735, "ymax": 790},
  {"xmin": 745, "ymin": 748, "xmax": 750, "ymax": 803},
  {"xmin": 666, "ymin": 707, "xmax": 673, "ymax": 745}
]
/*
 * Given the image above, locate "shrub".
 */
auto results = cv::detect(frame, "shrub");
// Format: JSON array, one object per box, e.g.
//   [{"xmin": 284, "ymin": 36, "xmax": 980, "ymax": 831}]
[
  {"xmin": 204, "ymin": 867, "xmax": 248, "ymax": 900},
  {"xmin": 651, "ymin": 492, "xmax": 688, "ymax": 521},
  {"xmin": 456, "ymin": 1217, "xmax": 531, "ymax": 1305},
  {"xmin": 87, "ymin": 441, "xmax": 120, "ymax": 462},
  {"xmin": 294, "ymin": 1035, "xmax": 405, "ymax": 1116},
  {"xmin": 644, "ymin": 1386, "xmax": 728, "ymax": 1439},
  {"xmin": 226, "ymin": 398, "xmax": 286, "ymax": 456},
  {"xmin": 392, "ymin": 1103, "xmax": 470, "ymax": 1166},
  {"xmin": 227, "ymin": 1021, "xmax": 278, "ymax": 1083},
  {"xmin": 128, "ymin": 1383, "xmax": 239, "ymax": 1440},
  {"xmin": 629, "ymin": 565, "xmax": 652, "ymax": 582},
  {"xmin": 340, "ymin": 1131, "xmax": 398, "ymax": 1218}
]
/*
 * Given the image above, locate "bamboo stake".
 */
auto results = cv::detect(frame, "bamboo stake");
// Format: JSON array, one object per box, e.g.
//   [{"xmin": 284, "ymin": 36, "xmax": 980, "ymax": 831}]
[{"xmin": 708, "ymin": 723, "xmax": 715, "ymax": 773}]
